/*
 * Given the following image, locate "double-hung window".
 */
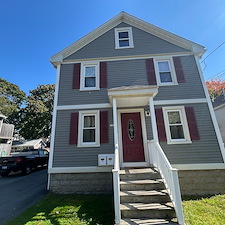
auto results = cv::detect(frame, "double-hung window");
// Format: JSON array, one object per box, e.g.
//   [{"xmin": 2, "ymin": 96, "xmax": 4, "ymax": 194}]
[
  {"xmin": 115, "ymin": 27, "xmax": 134, "ymax": 49},
  {"xmin": 80, "ymin": 62, "xmax": 99, "ymax": 90},
  {"xmin": 154, "ymin": 58, "xmax": 177, "ymax": 86},
  {"xmin": 78, "ymin": 111, "xmax": 100, "ymax": 147},
  {"xmin": 163, "ymin": 106, "xmax": 191, "ymax": 144}
]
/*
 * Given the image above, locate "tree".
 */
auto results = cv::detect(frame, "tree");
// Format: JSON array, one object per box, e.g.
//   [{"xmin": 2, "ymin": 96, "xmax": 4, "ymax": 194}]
[
  {"xmin": 0, "ymin": 78, "xmax": 26, "ymax": 123},
  {"xmin": 206, "ymin": 79, "xmax": 225, "ymax": 101},
  {"xmin": 19, "ymin": 84, "xmax": 55, "ymax": 139}
]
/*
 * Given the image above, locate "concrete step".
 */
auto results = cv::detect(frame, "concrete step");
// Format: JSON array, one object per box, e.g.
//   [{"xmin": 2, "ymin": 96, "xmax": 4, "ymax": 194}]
[
  {"xmin": 120, "ymin": 168, "xmax": 161, "ymax": 181},
  {"xmin": 120, "ymin": 179, "xmax": 165, "ymax": 191},
  {"xmin": 120, "ymin": 202, "xmax": 176, "ymax": 219},
  {"xmin": 120, "ymin": 218, "xmax": 179, "ymax": 225},
  {"xmin": 120, "ymin": 189, "xmax": 170, "ymax": 203}
]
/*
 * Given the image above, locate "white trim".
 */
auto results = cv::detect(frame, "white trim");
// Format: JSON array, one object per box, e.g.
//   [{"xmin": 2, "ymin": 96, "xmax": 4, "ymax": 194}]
[
  {"xmin": 154, "ymin": 98, "xmax": 207, "ymax": 105},
  {"xmin": 163, "ymin": 106, "xmax": 192, "ymax": 144},
  {"xmin": 61, "ymin": 52, "xmax": 193, "ymax": 64},
  {"xmin": 48, "ymin": 166, "xmax": 112, "ymax": 174},
  {"xmin": 80, "ymin": 61, "xmax": 100, "ymax": 91},
  {"xmin": 172, "ymin": 163, "xmax": 225, "ymax": 170},
  {"xmin": 77, "ymin": 110, "xmax": 100, "ymax": 148},
  {"xmin": 56, "ymin": 100, "xmax": 207, "ymax": 111},
  {"xmin": 195, "ymin": 56, "xmax": 225, "ymax": 162},
  {"xmin": 48, "ymin": 64, "xmax": 61, "ymax": 170},
  {"xmin": 118, "ymin": 108, "xmax": 149, "ymax": 167},
  {"xmin": 114, "ymin": 27, "xmax": 134, "ymax": 49},
  {"xmin": 153, "ymin": 57, "xmax": 178, "ymax": 86},
  {"xmin": 57, "ymin": 103, "xmax": 111, "ymax": 110}
]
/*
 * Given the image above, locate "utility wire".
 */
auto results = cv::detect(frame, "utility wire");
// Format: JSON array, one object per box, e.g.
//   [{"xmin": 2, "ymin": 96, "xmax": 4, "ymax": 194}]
[{"xmin": 201, "ymin": 41, "xmax": 225, "ymax": 71}]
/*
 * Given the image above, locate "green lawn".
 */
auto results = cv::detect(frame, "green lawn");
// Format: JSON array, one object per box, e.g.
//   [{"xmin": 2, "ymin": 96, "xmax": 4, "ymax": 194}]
[
  {"xmin": 5, "ymin": 193, "xmax": 114, "ymax": 225},
  {"xmin": 5, "ymin": 193, "xmax": 225, "ymax": 225},
  {"xmin": 182, "ymin": 195, "xmax": 225, "ymax": 225}
]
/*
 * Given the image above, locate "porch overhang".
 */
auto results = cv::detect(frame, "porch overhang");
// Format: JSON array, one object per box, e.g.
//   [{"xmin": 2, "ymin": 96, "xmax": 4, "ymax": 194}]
[{"xmin": 108, "ymin": 85, "xmax": 158, "ymax": 107}]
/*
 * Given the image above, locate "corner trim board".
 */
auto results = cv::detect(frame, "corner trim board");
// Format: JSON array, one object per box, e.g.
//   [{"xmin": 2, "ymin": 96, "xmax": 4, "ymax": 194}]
[{"xmin": 48, "ymin": 166, "xmax": 113, "ymax": 174}]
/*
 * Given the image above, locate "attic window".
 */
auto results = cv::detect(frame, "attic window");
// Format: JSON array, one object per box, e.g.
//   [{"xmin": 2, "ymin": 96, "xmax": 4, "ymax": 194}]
[{"xmin": 115, "ymin": 27, "xmax": 134, "ymax": 49}]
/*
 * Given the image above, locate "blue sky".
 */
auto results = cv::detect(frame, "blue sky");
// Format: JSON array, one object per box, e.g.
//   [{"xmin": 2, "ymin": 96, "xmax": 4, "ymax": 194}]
[{"xmin": 1, "ymin": 0, "xmax": 225, "ymax": 95}]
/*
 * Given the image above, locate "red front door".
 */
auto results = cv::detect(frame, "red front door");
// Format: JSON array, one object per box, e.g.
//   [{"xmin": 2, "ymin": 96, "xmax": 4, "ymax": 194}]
[{"xmin": 121, "ymin": 112, "xmax": 145, "ymax": 162}]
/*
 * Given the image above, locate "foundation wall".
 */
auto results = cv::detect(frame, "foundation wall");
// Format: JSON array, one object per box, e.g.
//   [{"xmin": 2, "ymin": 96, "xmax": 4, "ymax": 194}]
[{"xmin": 50, "ymin": 172, "xmax": 113, "ymax": 194}]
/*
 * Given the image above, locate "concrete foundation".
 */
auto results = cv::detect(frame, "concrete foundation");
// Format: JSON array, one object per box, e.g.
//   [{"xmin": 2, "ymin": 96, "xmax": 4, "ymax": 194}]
[
  {"xmin": 49, "ymin": 169, "xmax": 225, "ymax": 196},
  {"xmin": 50, "ymin": 172, "xmax": 113, "ymax": 194},
  {"xmin": 178, "ymin": 169, "xmax": 225, "ymax": 196}
]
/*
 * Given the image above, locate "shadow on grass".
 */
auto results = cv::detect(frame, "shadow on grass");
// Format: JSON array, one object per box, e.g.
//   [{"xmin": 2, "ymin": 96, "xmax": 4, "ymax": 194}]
[
  {"xmin": 182, "ymin": 194, "xmax": 219, "ymax": 201},
  {"xmin": 6, "ymin": 193, "xmax": 114, "ymax": 225}
]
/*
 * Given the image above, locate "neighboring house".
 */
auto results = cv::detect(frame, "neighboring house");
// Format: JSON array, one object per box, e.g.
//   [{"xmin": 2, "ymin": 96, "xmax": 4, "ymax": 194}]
[
  {"xmin": 12, "ymin": 138, "xmax": 46, "ymax": 151},
  {"xmin": 213, "ymin": 93, "xmax": 225, "ymax": 143},
  {"xmin": 0, "ymin": 114, "xmax": 14, "ymax": 156},
  {"xmin": 48, "ymin": 12, "xmax": 225, "ymax": 224}
]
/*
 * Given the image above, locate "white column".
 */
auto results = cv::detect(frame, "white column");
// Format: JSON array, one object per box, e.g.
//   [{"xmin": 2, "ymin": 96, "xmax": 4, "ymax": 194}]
[
  {"xmin": 113, "ymin": 98, "xmax": 119, "ymax": 150},
  {"xmin": 149, "ymin": 96, "xmax": 159, "ymax": 143}
]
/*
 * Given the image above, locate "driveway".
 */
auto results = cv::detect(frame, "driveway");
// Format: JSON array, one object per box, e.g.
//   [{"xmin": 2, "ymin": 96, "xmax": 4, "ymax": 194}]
[{"xmin": 0, "ymin": 168, "xmax": 48, "ymax": 225}]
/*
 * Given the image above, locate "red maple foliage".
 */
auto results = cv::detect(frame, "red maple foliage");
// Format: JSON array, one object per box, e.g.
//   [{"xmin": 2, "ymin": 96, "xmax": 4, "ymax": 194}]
[{"xmin": 206, "ymin": 79, "xmax": 225, "ymax": 101}]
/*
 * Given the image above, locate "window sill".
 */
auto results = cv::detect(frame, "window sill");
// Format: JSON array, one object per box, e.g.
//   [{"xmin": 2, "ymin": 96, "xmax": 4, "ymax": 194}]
[
  {"xmin": 115, "ymin": 45, "xmax": 134, "ymax": 49},
  {"xmin": 77, "ymin": 143, "xmax": 100, "ymax": 148},
  {"xmin": 167, "ymin": 140, "xmax": 192, "ymax": 145},
  {"xmin": 158, "ymin": 83, "xmax": 178, "ymax": 87},
  {"xmin": 79, "ymin": 88, "xmax": 100, "ymax": 91}
]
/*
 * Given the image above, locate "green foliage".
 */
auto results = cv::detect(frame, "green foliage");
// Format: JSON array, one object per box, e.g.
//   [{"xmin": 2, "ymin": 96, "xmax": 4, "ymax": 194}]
[
  {"xmin": 6, "ymin": 193, "xmax": 114, "ymax": 225},
  {"xmin": 183, "ymin": 194, "xmax": 225, "ymax": 225},
  {"xmin": 0, "ymin": 77, "xmax": 26, "ymax": 119},
  {"xmin": 19, "ymin": 84, "xmax": 55, "ymax": 139}
]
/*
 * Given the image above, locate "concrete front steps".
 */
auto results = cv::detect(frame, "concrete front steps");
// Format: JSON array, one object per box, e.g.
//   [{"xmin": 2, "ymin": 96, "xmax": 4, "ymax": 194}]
[{"xmin": 119, "ymin": 168, "xmax": 179, "ymax": 225}]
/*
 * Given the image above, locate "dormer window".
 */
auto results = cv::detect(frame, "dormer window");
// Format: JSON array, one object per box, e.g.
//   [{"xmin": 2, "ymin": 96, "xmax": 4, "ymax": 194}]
[{"xmin": 115, "ymin": 27, "xmax": 134, "ymax": 49}]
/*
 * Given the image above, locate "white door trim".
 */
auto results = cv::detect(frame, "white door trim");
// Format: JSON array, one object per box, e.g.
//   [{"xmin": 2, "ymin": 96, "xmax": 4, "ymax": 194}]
[{"xmin": 118, "ymin": 108, "xmax": 149, "ymax": 168}]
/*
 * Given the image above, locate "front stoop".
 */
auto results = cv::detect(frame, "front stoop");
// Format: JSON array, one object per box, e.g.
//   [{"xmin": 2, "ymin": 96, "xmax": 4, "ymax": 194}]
[{"xmin": 119, "ymin": 168, "xmax": 179, "ymax": 225}]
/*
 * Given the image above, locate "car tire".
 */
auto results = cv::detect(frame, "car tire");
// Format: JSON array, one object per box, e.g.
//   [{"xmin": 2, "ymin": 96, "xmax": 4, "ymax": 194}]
[
  {"xmin": 22, "ymin": 165, "xmax": 32, "ymax": 175},
  {"xmin": 0, "ymin": 171, "xmax": 10, "ymax": 177}
]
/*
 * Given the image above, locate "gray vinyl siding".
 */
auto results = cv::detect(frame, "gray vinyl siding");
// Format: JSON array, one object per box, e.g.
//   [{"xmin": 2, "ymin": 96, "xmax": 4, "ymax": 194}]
[
  {"xmin": 53, "ymin": 109, "xmax": 114, "ymax": 167},
  {"xmin": 53, "ymin": 103, "xmax": 222, "ymax": 167},
  {"xmin": 58, "ymin": 55, "xmax": 205, "ymax": 106},
  {"xmin": 155, "ymin": 103, "xmax": 223, "ymax": 164},
  {"xmin": 65, "ymin": 23, "xmax": 188, "ymax": 60}
]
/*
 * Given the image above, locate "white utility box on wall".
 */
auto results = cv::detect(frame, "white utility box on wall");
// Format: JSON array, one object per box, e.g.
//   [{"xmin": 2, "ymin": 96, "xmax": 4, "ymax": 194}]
[{"xmin": 98, "ymin": 154, "xmax": 114, "ymax": 166}]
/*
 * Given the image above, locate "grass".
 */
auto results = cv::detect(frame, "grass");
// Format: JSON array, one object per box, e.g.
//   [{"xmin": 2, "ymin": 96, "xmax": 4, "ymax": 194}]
[
  {"xmin": 5, "ymin": 193, "xmax": 114, "ymax": 225},
  {"xmin": 6, "ymin": 193, "xmax": 225, "ymax": 225},
  {"xmin": 183, "ymin": 194, "xmax": 225, "ymax": 225}
]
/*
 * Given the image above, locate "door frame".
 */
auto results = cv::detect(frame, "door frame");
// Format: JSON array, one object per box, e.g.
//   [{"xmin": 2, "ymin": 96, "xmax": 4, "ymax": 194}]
[{"xmin": 118, "ymin": 108, "xmax": 149, "ymax": 168}]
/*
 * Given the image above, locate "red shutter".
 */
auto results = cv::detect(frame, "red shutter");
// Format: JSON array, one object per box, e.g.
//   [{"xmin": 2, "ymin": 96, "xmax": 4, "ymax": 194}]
[
  {"xmin": 173, "ymin": 57, "xmax": 185, "ymax": 83},
  {"xmin": 100, "ymin": 62, "xmax": 107, "ymax": 88},
  {"xmin": 155, "ymin": 108, "xmax": 167, "ymax": 141},
  {"xmin": 72, "ymin": 63, "xmax": 81, "ymax": 89},
  {"xmin": 69, "ymin": 112, "xmax": 79, "ymax": 144},
  {"xmin": 146, "ymin": 58, "xmax": 157, "ymax": 85},
  {"xmin": 100, "ymin": 111, "xmax": 109, "ymax": 143},
  {"xmin": 185, "ymin": 107, "xmax": 200, "ymax": 140}
]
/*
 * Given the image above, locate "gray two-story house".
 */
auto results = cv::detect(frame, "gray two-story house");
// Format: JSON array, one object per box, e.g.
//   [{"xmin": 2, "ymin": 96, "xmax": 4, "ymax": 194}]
[{"xmin": 48, "ymin": 12, "xmax": 225, "ymax": 225}]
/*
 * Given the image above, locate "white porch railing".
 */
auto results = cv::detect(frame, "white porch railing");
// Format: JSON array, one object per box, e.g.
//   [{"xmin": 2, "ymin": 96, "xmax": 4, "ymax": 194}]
[
  {"xmin": 148, "ymin": 140, "xmax": 185, "ymax": 225},
  {"xmin": 112, "ymin": 144, "xmax": 121, "ymax": 225}
]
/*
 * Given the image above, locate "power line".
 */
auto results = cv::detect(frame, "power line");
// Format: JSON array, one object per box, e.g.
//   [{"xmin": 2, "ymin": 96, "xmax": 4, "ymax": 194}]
[{"xmin": 201, "ymin": 41, "xmax": 225, "ymax": 71}]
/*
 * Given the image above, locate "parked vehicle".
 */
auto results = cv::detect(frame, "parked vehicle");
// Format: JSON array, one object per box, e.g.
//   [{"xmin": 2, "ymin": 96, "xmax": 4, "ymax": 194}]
[{"xmin": 0, "ymin": 149, "xmax": 49, "ymax": 176}]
